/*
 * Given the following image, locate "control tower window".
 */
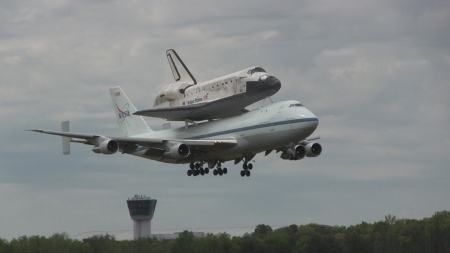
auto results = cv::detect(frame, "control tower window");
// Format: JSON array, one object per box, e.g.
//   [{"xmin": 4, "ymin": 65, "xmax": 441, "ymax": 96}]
[{"xmin": 248, "ymin": 67, "xmax": 266, "ymax": 75}]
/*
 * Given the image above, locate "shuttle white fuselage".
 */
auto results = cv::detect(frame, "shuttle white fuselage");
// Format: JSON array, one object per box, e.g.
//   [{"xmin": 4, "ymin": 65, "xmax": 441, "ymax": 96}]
[{"xmin": 134, "ymin": 50, "xmax": 281, "ymax": 121}]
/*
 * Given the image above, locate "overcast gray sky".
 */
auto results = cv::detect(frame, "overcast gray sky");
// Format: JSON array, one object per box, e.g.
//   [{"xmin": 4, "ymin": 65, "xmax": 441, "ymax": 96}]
[{"xmin": 1, "ymin": 0, "xmax": 449, "ymax": 240}]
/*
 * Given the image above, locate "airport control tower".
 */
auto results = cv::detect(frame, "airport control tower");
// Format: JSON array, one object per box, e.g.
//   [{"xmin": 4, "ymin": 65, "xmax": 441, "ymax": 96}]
[{"xmin": 126, "ymin": 195, "xmax": 157, "ymax": 239}]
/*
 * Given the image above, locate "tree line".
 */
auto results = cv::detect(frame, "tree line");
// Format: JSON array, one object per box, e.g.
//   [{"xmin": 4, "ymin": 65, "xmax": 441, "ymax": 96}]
[{"xmin": 0, "ymin": 210, "xmax": 449, "ymax": 253}]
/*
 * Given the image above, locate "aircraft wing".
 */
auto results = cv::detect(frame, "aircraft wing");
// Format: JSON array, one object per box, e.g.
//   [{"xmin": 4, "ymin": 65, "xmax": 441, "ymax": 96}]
[{"xmin": 29, "ymin": 129, "xmax": 237, "ymax": 153}]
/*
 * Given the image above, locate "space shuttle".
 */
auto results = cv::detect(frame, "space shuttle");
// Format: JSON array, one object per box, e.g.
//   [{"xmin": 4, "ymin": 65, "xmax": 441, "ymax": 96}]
[{"xmin": 134, "ymin": 49, "xmax": 281, "ymax": 121}]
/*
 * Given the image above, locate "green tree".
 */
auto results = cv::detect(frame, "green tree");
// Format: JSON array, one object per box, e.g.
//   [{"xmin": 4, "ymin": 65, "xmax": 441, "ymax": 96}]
[
  {"xmin": 264, "ymin": 231, "xmax": 290, "ymax": 253},
  {"xmin": 171, "ymin": 230, "xmax": 195, "ymax": 253},
  {"xmin": 68, "ymin": 240, "xmax": 92, "ymax": 253},
  {"xmin": 345, "ymin": 223, "xmax": 373, "ymax": 253},
  {"xmin": 0, "ymin": 238, "xmax": 12, "ymax": 253},
  {"xmin": 401, "ymin": 219, "xmax": 430, "ymax": 253},
  {"xmin": 240, "ymin": 234, "xmax": 266, "ymax": 253},
  {"xmin": 195, "ymin": 233, "xmax": 219, "ymax": 253},
  {"xmin": 82, "ymin": 234, "xmax": 117, "ymax": 253},
  {"xmin": 254, "ymin": 224, "xmax": 273, "ymax": 239},
  {"xmin": 230, "ymin": 236, "xmax": 242, "ymax": 253},
  {"xmin": 216, "ymin": 233, "xmax": 233, "ymax": 253},
  {"xmin": 427, "ymin": 211, "xmax": 450, "ymax": 253}
]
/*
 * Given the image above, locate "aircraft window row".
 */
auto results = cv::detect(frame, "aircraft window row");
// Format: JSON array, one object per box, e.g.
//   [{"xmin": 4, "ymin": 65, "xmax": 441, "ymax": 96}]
[
  {"xmin": 289, "ymin": 103, "xmax": 303, "ymax": 107},
  {"xmin": 247, "ymin": 67, "xmax": 266, "ymax": 75}
]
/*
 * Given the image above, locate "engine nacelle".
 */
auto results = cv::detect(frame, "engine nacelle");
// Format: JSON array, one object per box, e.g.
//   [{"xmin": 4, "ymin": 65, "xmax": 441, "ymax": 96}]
[
  {"xmin": 305, "ymin": 142, "xmax": 322, "ymax": 157},
  {"xmin": 165, "ymin": 143, "xmax": 190, "ymax": 159},
  {"xmin": 280, "ymin": 145, "xmax": 306, "ymax": 160},
  {"xmin": 294, "ymin": 145, "xmax": 306, "ymax": 159},
  {"xmin": 92, "ymin": 139, "xmax": 119, "ymax": 154}
]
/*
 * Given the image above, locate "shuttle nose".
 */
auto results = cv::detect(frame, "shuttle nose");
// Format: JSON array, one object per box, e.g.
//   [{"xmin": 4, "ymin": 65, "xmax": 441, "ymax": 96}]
[
  {"xmin": 264, "ymin": 76, "xmax": 281, "ymax": 90},
  {"xmin": 260, "ymin": 75, "xmax": 281, "ymax": 95},
  {"xmin": 246, "ymin": 75, "xmax": 282, "ymax": 96}
]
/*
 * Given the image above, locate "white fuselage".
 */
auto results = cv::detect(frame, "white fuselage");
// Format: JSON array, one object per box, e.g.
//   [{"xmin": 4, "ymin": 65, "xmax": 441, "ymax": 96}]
[
  {"xmin": 154, "ymin": 67, "xmax": 277, "ymax": 107},
  {"xmin": 128, "ymin": 100, "xmax": 319, "ymax": 164}
]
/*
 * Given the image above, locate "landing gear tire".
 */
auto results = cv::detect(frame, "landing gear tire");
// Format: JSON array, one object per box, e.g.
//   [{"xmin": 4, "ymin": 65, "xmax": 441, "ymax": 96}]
[
  {"xmin": 240, "ymin": 170, "xmax": 245, "ymax": 177},
  {"xmin": 223, "ymin": 168, "xmax": 227, "ymax": 174},
  {"xmin": 205, "ymin": 168, "xmax": 209, "ymax": 174},
  {"xmin": 190, "ymin": 163, "xmax": 195, "ymax": 170},
  {"xmin": 195, "ymin": 163, "xmax": 201, "ymax": 169},
  {"xmin": 219, "ymin": 170, "xmax": 223, "ymax": 176},
  {"xmin": 248, "ymin": 163, "xmax": 253, "ymax": 170},
  {"xmin": 213, "ymin": 169, "xmax": 218, "ymax": 176},
  {"xmin": 187, "ymin": 170, "xmax": 192, "ymax": 176},
  {"xmin": 245, "ymin": 170, "xmax": 251, "ymax": 177},
  {"xmin": 243, "ymin": 163, "xmax": 248, "ymax": 170},
  {"xmin": 194, "ymin": 170, "xmax": 199, "ymax": 176}
]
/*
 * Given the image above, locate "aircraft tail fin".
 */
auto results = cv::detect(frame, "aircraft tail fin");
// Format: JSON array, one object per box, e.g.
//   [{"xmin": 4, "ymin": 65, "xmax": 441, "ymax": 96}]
[
  {"xmin": 109, "ymin": 87, "xmax": 152, "ymax": 137},
  {"xmin": 61, "ymin": 120, "xmax": 70, "ymax": 155},
  {"xmin": 166, "ymin": 49, "xmax": 197, "ymax": 84}
]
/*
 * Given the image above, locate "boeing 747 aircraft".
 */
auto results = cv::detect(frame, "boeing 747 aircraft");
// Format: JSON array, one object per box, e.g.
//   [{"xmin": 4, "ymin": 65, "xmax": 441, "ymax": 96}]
[
  {"xmin": 30, "ymin": 87, "xmax": 321, "ymax": 177},
  {"xmin": 134, "ymin": 49, "xmax": 281, "ymax": 121}
]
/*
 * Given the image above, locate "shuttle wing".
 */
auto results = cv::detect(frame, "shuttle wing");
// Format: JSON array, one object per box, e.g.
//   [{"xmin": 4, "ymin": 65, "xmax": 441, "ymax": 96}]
[{"xmin": 134, "ymin": 97, "xmax": 249, "ymax": 121}]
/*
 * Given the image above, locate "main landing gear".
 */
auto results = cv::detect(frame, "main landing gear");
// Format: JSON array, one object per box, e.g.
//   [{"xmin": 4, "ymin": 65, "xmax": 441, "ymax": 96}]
[
  {"xmin": 240, "ymin": 162, "xmax": 252, "ymax": 177},
  {"xmin": 187, "ymin": 161, "xmax": 252, "ymax": 177},
  {"xmin": 212, "ymin": 163, "xmax": 227, "ymax": 176},
  {"xmin": 187, "ymin": 162, "xmax": 209, "ymax": 177},
  {"xmin": 187, "ymin": 162, "xmax": 228, "ymax": 177}
]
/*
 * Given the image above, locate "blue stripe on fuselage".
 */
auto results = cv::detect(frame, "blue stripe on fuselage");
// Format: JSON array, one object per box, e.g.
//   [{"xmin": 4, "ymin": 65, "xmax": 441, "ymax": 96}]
[
  {"xmin": 189, "ymin": 117, "xmax": 318, "ymax": 139},
  {"xmin": 127, "ymin": 117, "xmax": 318, "ymax": 154}
]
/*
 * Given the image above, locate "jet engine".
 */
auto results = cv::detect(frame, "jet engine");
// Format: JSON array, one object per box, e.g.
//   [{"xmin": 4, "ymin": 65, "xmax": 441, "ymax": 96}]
[
  {"xmin": 165, "ymin": 143, "xmax": 190, "ymax": 159},
  {"xmin": 305, "ymin": 142, "xmax": 322, "ymax": 157},
  {"xmin": 294, "ymin": 145, "xmax": 306, "ymax": 159},
  {"xmin": 92, "ymin": 139, "xmax": 119, "ymax": 154},
  {"xmin": 280, "ymin": 145, "xmax": 306, "ymax": 160}
]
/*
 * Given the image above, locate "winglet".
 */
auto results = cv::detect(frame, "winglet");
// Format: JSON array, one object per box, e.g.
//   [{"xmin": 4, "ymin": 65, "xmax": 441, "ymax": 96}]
[
  {"xmin": 166, "ymin": 49, "xmax": 196, "ymax": 84},
  {"xmin": 62, "ymin": 121, "xmax": 70, "ymax": 155}
]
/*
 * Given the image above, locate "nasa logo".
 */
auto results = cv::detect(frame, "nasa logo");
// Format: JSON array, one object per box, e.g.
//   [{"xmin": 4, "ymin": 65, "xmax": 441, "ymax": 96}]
[{"xmin": 116, "ymin": 103, "xmax": 131, "ymax": 126}]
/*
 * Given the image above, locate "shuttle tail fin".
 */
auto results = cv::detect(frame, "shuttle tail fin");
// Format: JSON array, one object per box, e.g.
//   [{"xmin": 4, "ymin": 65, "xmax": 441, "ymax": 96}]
[
  {"xmin": 166, "ymin": 49, "xmax": 197, "ymax": 84},
  {"xmin": 109, "ymin": 86, "xmax": 152, "ymax": 137}
]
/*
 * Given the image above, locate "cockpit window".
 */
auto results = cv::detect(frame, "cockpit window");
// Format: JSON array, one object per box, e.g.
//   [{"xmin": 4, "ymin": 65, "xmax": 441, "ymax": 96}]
[
  {"xmin": 247, "ymin": 67, "xmax": 266, "ymax": 75},
  {"xmin": 289, "ymin": 103, "xmax": 303, "ymax": 107}
]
